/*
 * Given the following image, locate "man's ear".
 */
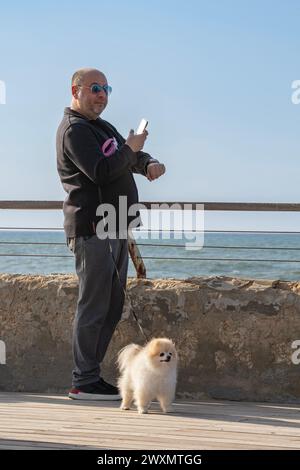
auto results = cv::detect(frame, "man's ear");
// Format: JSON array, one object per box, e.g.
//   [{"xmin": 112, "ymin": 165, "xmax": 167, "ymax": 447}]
[{"xmin": 72, "ymin": 85, "xmax": 80, "ymax": 99}]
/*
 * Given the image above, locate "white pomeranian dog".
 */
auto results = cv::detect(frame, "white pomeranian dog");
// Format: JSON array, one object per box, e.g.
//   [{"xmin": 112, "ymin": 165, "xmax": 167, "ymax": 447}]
[{"xmin": 117, "ymin": 338, "xmax": 178, "ymax": 414}]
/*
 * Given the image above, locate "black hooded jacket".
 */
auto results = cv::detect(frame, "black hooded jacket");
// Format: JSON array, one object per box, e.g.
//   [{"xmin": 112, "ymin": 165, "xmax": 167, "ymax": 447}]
[{"xmin": 56, "ymin": 107, "xmax": 157, "ymax": 237}]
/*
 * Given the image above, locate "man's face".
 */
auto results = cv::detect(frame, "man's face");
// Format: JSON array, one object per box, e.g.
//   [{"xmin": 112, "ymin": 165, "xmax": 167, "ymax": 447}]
[{"xmin": 72, "ymin": 71, "xmax": 108, "ymax": 120}]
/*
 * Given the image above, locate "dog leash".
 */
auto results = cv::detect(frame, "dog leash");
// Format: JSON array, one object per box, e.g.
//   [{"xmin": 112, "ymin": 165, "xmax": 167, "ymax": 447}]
[
  {"xmin": 96, "ymin": 178, "xmax": 149, "ymax": 342},
  {"xmin": 107, "ymin": 238, "xmax": 149, "ymax": 342}
]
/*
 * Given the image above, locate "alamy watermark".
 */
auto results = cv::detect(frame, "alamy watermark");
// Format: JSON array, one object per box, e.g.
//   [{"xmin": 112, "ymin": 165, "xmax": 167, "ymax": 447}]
[
  {"xmin": 0, "ymin": 80, "xmax": 6, "ymax": 104},
  {"xmin": 94, "ymin": 198, "xmax": 204, "ymax": 250},
  {"xmin": 0, "ymin": 340, "xmax": 6, "ymax": 365},
  {"xmin": 291, "ymin": 80, "xmax": 300, "ymax": 104},
  {"xmin": 291, "ymin": 340, "xmax": 300, "ymax": 365}
]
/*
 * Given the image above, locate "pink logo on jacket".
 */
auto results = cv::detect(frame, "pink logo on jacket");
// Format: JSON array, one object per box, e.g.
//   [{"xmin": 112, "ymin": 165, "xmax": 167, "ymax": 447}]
[{"xmin": 102, "ymin": 137, "xmax": 119, "ymax": 157}]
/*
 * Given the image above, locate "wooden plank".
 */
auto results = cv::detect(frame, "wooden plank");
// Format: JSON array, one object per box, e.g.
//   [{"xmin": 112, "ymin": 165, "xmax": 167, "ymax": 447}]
[
  {"xmin": 0, "ymin": 427, "xmax": 296, "ymax": 448},
  {"xmin": 0, "ymin": 393, "xmax": 300, "ymax": 450}
]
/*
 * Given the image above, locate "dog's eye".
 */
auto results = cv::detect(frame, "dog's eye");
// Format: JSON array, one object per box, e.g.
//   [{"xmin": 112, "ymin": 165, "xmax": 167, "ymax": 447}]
[
  {"xmin": 159, "ymin": 353, "xmax": 164, "ymax": 357},
  {"xmin": 169, "ymin": 353, "xmax": 172, "ymax": 356}
]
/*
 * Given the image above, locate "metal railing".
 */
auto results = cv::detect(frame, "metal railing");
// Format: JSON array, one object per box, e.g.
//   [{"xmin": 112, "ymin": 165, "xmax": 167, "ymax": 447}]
[{"xmin": 1, "ymin": 200, "xmax": 300, "ymax": 279}]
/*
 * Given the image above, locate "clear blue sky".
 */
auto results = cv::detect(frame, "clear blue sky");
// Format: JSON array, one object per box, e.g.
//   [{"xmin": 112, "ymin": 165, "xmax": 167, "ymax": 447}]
[{"xmin": 0, "ymin": 0, "xmax": 300, "ymax": 230}]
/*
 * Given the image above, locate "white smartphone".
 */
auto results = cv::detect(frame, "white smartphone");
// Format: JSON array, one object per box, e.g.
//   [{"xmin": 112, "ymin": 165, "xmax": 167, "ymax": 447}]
[{"xmin": 136, "ymin": 118, "xmax": 148, "ymax": 135}]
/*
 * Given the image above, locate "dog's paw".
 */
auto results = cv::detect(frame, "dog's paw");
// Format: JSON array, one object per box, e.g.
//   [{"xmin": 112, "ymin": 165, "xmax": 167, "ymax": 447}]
[
  {"xmin": 138, "ymin": 408, "xmax": 149, "ymax": 414},
  {"xmin": 120, "ymin": 405, "xmax": 131, "ymax": 410},
  {"xmin": 162, "ymin": 405, "xmax": 174, "ymax": 413}
]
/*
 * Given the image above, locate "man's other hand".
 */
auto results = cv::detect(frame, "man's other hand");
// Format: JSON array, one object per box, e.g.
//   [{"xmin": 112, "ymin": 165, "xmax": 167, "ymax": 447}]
[{"xmin": 146, "ymin": 162, "xmax": 166, "ymax": 181}]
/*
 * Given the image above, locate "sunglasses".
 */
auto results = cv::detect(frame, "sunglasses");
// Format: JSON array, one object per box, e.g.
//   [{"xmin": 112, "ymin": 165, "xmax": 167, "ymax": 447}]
[{"xmin": 78, "ymin": 83, "xmax": 112, "ymax": 96}]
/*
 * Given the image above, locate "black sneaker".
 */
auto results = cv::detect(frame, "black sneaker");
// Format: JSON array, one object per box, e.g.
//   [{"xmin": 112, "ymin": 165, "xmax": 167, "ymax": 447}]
[
  {"xmin": 99, "ymin": 377, "xmax": 119, "ymax": 395},
  {"xmin": 69, "ymin": 379, "xmax": 121, "ymax": 401}
]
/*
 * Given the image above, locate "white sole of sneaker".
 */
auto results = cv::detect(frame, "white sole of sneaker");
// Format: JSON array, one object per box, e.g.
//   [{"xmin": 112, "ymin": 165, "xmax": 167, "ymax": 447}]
[{"xmin": 69, "ymin": 391, "xmax": 121, "ymax": 401}]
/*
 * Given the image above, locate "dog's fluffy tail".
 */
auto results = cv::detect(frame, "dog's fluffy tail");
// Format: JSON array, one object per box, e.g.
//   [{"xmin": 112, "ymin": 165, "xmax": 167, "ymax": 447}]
[{"xmin": 117, "ymin": 344, "xmax": 142, "ymax": 372}]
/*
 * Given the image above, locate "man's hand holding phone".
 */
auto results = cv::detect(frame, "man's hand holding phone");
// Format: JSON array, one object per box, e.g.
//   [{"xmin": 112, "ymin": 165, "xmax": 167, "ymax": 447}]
[
  {"xmin": 125, "ymin": 128, "xmax": 148, "ymax": 153},
  {"xmin": 125, "ymin": 118, "xmax": 166, "ymax": 181},
  {"xmin": 125, "ymin": 118, "xmax": 149, "ymax": 153}
]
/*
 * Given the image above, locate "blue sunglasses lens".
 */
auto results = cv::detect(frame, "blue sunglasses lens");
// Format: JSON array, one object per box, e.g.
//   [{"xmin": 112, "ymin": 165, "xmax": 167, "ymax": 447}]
[{"xmin": 91, "ymin": 84, "xmax": 112, "ymax": 96}]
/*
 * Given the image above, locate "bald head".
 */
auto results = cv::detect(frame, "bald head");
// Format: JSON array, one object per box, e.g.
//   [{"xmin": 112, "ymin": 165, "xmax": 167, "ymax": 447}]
[
  {"xmin": 71, "ymin": 68, "xmax": 106, "ymax": 87},
  {"xmin": 71, "ymin": 68, "xmax": 109, "ymax": 120}
]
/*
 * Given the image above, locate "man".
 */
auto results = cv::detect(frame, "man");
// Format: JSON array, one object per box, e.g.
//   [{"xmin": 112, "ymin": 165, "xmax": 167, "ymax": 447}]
[{"xmin": 56, "ymin": 68, "xmax": 165, "ymax": 400}]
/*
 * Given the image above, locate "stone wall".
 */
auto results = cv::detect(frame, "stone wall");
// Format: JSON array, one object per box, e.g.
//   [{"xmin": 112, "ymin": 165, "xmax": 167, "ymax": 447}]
[{"xmin": 1, "ymin": 273, "xmax": 300, "ymax": 402}]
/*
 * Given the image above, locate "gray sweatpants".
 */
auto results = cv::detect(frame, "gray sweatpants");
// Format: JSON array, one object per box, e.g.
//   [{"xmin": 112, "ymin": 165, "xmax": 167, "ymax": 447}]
[{"xmin": 68, "ymin": 235, "xmax": 128, "ymax": 387}]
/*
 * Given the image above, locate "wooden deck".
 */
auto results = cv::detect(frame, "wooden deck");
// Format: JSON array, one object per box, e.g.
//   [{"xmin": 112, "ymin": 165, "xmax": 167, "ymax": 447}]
[{"xmin": 0, "ymin": 392, "xmax": 300, "ymax": 450}]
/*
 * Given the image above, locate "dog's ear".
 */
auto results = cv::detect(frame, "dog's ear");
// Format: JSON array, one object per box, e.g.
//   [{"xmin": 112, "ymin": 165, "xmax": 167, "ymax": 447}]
[
  {"xmin": 167, "ymin": 338, "xmax": 176, "ymax": 348},
  {"xmin": 166, "ymin": 337, "xmax": 175, "ymax": 345},
  {"xmin": 147, "ymin": 338, "xmax": 161, "ymax": 357}
]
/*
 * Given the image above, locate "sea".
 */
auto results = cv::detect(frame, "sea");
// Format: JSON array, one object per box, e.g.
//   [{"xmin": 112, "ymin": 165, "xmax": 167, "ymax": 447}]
[{"xmin": 1, "ymin": 230, "xmax": 300, "ymax": 281}]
